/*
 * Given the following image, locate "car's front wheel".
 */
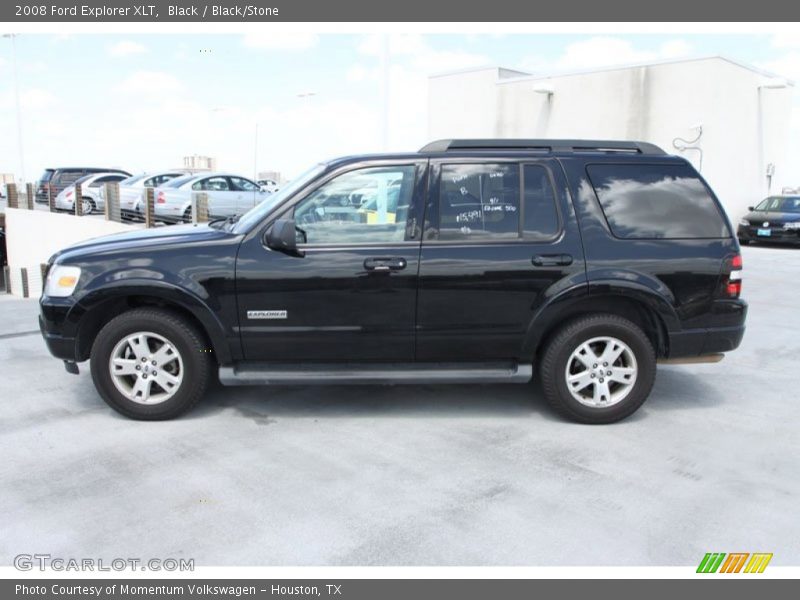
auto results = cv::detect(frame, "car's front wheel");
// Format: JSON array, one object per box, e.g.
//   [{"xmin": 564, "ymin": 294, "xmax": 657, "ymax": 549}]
[
  {"xmin": 539, "ymin": 314, "xmax": 656, "ymax": 424},
  {"xmin": 90, "ymin": 308, "xmax": 211, "ymax": 420}
]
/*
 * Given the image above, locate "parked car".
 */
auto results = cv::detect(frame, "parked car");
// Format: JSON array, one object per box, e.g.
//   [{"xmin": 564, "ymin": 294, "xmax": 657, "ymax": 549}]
[
  {"xmin": 39, "ymin": 139, "xmax": 746, "ymax": 423},
  {"xmin": 107, "ymin": 171, "xmax": 189, "ymax": 219},
  {"xmin": 149, "ymin": 173, "xmax": 270, "ymax": 223},
  {"xmin": 54, "ymin": 172, "xmax": 130, "ymax": 215},
  {"xmin": 737, "ymin": 195, "xmax": 800, "ymax": 245},
  {"xmin": 257, "ymin": 178, "xmax": 280, "ymax": 193},
  {"xmin": 36, "ymin": 167, "xmax": 131, "ymax": 203}
]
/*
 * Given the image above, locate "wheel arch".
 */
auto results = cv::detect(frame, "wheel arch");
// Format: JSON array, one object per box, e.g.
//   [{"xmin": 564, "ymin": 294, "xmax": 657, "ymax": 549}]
[
  {"xmin": 72, "ymin": 284, "xmax": 232, "ymax": 364},
  {"xmin": 522, "ymin": 284, "xmax": 677, "ymax": 361}
]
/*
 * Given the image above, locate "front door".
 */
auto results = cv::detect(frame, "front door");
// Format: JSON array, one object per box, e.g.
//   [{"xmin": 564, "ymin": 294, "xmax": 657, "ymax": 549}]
[
  {"xmin": 416, "ymin": 158, "xmax": 586, "ymax": 361},
  {"xmin": 236, "ymin": 161, "xmax": 427, "ymax": 362}
]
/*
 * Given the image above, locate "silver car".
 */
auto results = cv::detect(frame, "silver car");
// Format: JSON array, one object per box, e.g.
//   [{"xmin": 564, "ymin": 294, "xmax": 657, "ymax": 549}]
[
  {"xmin": 54, "ymin": 172, "xmax": 130, "ymax": 214},
  {"xmin": 108, "ymin": 171, "xmax": 189, "ymax": 218},
  {"xmin": 152, "ymin": 173, "xmax": 271, "ymax": 222}
]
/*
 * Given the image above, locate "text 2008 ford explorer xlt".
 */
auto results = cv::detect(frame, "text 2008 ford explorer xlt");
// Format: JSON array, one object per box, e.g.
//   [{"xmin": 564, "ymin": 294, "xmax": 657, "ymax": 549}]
[{"xmin": 39, "ymin": 139, "xmax": 747, "ymax": 423}]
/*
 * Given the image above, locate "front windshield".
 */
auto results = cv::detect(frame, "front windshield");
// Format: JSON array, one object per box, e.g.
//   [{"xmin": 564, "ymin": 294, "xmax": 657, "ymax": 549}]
[
  {"xmin": 232, "ymin": 164, "xmax": 327, "ymax": 234},
  {"xmin": 754, "ymin": 196, "xmax": 800, "ymax": 213},
  {"xmin": 120, "ymin": 174, "xmax": 147, "ymax": 186},
  {"xmin": 163, "ymin": 174, "xmax": 196, "ymax": 188}
]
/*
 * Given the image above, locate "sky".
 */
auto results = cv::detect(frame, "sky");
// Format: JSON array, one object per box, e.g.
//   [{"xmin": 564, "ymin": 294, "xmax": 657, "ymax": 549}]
[{"xmin": 0, "ymin": 32, "xmax": 798, "ymax": 183}]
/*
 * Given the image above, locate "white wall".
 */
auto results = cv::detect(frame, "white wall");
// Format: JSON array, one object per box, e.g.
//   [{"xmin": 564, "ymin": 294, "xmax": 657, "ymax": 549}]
[
  {"xmin": 430, "ymin": 58, "xmax": 794, "ymax": 221},
  {"xmin": 4, "ymin": 208, "xmax": 143, "ymax": 297}
]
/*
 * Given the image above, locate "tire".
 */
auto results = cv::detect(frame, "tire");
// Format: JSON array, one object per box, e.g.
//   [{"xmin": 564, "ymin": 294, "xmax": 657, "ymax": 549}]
[
  {"xmin": 738, "ymin": 238, "xmax": 750, "ymax": 246},
  {"xmin": 82, "ymin": 197, "xmax": 95, "ymax": 215},
  {"xmin": 539, "ymin": 314, "xmax": 656, "ymax": 424},
  {"xmin": 90, "ymin": 308, "xmax": 212, "ymax": 420},
  {"xmin": 183, "ymin": 207, "xmax": 192, "ymax": 223}
]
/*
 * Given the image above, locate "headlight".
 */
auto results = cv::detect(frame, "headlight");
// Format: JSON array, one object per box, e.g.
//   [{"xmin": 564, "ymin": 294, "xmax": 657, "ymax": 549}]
[
  {"xmin": 782, "ymin": 222, "xmax": 800, "ymax": 230},
  {"xmin": 44, "ymin": 265, "xmax": 82, "ymax": 297},
  {"xmin": 739, "ymin": 218, "xmax": 749, "ymax": 226}
]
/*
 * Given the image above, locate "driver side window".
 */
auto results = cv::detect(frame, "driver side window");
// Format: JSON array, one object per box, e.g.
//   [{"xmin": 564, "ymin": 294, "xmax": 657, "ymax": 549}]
[{"xmin": 293, "ymin": 165, "xmax": 416, "ymax": 244}]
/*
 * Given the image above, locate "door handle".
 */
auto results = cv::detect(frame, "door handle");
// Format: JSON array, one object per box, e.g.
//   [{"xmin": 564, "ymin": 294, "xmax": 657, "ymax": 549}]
[
  {"xmin": 364, "ymin": 257, "xmax": 407, "ymax": 272},
  {"xmin": 532, "ymin": 253, "xmax": 573, "ymax": 267}
]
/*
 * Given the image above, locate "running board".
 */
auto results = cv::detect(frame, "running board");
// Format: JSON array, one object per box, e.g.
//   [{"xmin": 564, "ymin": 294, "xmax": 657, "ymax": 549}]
[{"xmin": 219, "ymin": 362, "xmax": 532, "ymax": 386}]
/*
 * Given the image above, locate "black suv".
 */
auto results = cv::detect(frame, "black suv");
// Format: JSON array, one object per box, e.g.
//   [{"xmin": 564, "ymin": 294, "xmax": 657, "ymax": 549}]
[{"xmin": 39, "ymin": 139, "xmax": 746, "ymax": 423}]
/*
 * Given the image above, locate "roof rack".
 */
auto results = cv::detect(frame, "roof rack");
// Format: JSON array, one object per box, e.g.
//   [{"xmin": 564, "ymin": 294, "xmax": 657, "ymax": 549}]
[{"xmin": 419, "ymin": 139, "xmax": 666, "ymax": 155}]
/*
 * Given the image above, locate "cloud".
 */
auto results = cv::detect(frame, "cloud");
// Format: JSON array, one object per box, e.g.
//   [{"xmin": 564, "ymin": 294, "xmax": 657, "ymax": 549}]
[
  {"xmin": 758, "ymin": 51, "xmax": 800, "ymax": 83},
  {"xmin": 357, "ymin": 34, "xmax": 489, "ymax": 74},
  {"xmin": 114, "ymin": 71, "xmax": 184, "ymax": 95},
  {"xmin": 552, "ymin": 36, "xmax": 693, "ymax": 71},
  {"xmin": 109, "ymin": 40, "xmax": 148, "ymax": 57},
  {"xmin": 0, "ymin": 87, "xmax": 56, "ymax": 111},
  {"xmin": 242, "ymin": 32, "xmax": 318, "ymax": 51},
  {"xmin": 771, "ymin": 33, "xmax": 800, "ymax": 50}
]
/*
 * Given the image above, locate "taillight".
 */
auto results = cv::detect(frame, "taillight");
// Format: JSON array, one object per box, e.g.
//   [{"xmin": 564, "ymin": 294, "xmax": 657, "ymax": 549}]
[
  {"xmin": 156, "ymin": 191, "xmax": 165, "ymax": 204},
  {"xmin": 66, "ymin": 190, "xmax": 72, "ymax": 198},
  {"xmin": 724, "ymin": 253, "xmax": 743, "ymax": 298}
]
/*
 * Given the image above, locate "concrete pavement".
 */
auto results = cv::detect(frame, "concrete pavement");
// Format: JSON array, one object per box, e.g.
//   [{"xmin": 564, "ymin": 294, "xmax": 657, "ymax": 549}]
[{"xmin": 0, "ymin": 245, "xmax": 797, "ymax": 566}]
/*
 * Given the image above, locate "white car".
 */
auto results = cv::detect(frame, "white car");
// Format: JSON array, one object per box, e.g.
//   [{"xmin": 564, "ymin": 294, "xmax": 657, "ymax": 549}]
[
  {"xmin": 54, "ymin": 172, "xmax": 130, "ymax": 215},
  {"xmin": 257, "ymin": 178, "xmax": 280, "ymax": 193},
  {"xmin": 108, "ymin": 171, "xmax": 189, "ymax": 218},
  {"xmin": 152, "ymin": 173, "xmax": 272, "ymax": 223}
]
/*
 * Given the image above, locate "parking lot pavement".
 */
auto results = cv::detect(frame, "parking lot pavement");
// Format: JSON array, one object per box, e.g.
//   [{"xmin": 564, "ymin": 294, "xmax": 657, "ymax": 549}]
[{"xmin": 1, "ymin": 245, "xmax": 798, "ymax": 567}]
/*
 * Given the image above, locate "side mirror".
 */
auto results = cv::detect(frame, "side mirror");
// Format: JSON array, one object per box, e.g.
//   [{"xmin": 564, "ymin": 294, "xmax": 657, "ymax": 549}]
[
  {"xmin": 265, "ymin": 219, "xmax": 305, "ymax": 257},
  {"xmin": 748, "ymin": 206, "xmax": 754, "ymax": 211}
]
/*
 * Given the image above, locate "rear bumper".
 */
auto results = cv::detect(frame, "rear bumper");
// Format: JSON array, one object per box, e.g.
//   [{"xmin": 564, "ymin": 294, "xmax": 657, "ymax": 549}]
[
  {"xmin": 667, "ymin": 298, "xmax": 747, "ymax": 358},
  {"xmin": 668, "ymin": 325, "xmax": 746, "ymax": 358}
]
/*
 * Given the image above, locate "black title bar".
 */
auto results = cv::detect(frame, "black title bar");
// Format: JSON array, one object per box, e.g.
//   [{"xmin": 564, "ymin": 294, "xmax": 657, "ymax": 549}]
[{"xmin": 3, "ymin": 0, "xmax": 800, "ymax": 22}]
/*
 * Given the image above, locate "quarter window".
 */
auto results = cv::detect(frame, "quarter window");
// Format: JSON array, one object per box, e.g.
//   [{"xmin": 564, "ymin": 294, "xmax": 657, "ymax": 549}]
[
  {"xmin": 293, "ymin": 165, "xmax": 416, "ymax": 244},
  {"xmin": 587, "ymin": 164, "xmax": 730, "ymax": 239}
]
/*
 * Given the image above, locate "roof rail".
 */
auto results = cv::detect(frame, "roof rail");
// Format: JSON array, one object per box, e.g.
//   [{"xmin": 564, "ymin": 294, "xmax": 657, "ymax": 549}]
[{"xmin": 419, "ymin": 139, "xmax": 666, "ymax": 155}]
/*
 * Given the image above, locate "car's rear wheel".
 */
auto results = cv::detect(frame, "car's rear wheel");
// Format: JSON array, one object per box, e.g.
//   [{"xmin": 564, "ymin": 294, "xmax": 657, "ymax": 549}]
[
  {"xmin": 90, "ymin": 308, "xmax": 211, "ymax": 420},
  {"xmin": 183, "ymin": 207, "xmax": 192, "ymax": 223},
  {"xmin": 82, "ymin": 197, "xmax": 95, "ymax": 215},
  {"xmin": 539, "ymin": 314, "xmax": 656, "ymax": 424}
]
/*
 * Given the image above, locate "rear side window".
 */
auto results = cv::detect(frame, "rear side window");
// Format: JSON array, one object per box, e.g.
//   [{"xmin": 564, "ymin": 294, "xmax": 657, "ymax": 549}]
[
  {"xmin": 439, "ymin": 164, "xmax": 520, "ymax": 240},
  {"xmin": 437, "ymin": 163, "xmax": 560, "ymax": 241},
  {"xmin": 587, "ymin": 164, "xmax": 729, "ymax": 239},
  {"xmin": 523, "ymin": 165, "xmax": 559, "ymax": 240}
]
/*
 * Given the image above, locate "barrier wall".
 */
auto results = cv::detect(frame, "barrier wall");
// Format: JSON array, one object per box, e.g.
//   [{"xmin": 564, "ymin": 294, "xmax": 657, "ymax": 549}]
[{"xmin": 4, "ymin": 208, "xmax": 143, "ymax": 297}]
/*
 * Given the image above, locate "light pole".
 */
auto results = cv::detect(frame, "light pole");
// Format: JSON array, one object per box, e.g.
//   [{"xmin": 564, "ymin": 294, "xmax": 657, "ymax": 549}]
[
  {"xmin": 3, "ymin": 33, "xmax": 25, "ymax": 184},
  {"xmin": 296, "ymin": 91, "xmax": 317, "ymax": 109}
]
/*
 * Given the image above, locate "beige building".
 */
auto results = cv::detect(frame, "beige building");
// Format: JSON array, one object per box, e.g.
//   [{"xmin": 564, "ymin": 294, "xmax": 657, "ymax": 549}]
[
  {"xmin": 428, "ymin": 57, "xmax": 795, "ymax": 219},
  {"xmin": 182, "ymin": 155, "xmax": 217, "ymax": 172}
]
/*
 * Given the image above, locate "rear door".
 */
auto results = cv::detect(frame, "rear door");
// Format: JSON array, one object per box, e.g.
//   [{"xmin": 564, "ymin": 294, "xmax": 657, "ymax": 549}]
[{"xmin": 416, "ymin": 158, "xmax": 585, "ymax": 361}]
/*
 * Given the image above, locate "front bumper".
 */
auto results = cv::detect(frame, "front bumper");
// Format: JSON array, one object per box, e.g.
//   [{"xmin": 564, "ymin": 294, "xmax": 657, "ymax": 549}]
[
  {"xmin": 39, "ymin": 297, "xmax": 79, "ymax": 361},
  {"xmin": 738, "ymin": 224, "xmax": 800, "ymax": 244}
]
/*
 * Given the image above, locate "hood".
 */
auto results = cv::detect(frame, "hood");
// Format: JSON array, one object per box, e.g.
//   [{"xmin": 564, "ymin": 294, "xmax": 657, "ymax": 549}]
[
  {"xmin": 744, "ymin": 211, "xmax": 800, "ymax": 224},
  {"xmin": 53, "ymin": 223, "xmax": 238, "ymax": 263}
]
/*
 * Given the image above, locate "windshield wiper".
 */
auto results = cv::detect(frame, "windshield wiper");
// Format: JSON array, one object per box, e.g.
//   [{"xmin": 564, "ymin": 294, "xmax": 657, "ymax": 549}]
[{"xmin": 207, "ymin": 214, "xmax": 241, "ymax": 230}]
